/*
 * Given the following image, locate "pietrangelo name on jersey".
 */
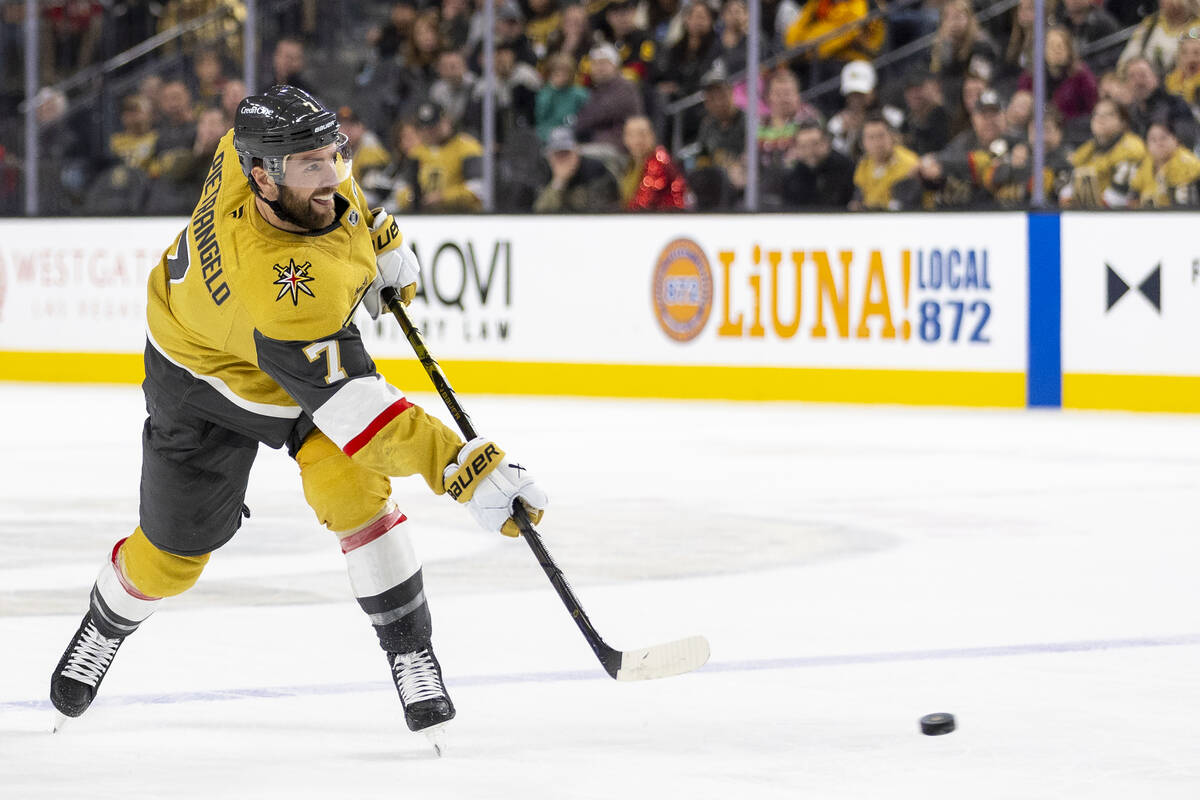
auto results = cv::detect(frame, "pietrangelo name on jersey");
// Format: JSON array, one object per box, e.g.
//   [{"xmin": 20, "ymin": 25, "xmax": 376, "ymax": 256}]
[{"xmin": 192, "ymin": 151, "xmax": 230, "ymax": 306}]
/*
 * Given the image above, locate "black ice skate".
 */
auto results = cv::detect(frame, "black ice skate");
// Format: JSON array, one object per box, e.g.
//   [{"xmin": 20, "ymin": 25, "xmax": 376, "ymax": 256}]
[
  {"xmin": 388, "ymin": 647, "xmax": 455, "ymax": 755},
  {"xmin": 50, "ymin": 612, "xmax": 126, "ymax": 730}
]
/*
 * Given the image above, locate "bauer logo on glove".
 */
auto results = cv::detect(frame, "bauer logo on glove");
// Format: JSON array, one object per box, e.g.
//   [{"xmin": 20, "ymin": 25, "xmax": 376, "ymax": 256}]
[
  {"xmin": 362, "ymin": 207, "xmax": 420, "ymax": 318},
  {"xmin": 444, "ymin": 437, "xmax": 548, "ymax": 536}
]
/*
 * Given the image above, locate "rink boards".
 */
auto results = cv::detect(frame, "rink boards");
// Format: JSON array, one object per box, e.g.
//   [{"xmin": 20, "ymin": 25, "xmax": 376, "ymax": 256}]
[{"xmin": 0, "ymin": 212, "xmax": 1191, "ymax": 411}]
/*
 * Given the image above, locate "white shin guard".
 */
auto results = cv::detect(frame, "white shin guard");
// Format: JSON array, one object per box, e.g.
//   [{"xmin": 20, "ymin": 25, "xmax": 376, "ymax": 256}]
[{"xmin": 339, "ymin": 506, "xmax": 431, "ymax": 652}]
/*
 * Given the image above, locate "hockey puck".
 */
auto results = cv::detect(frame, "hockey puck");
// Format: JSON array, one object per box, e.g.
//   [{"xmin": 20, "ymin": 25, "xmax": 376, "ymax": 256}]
[{"xmin": 919, "ymin": 713, "xmax": 956, "ymax": 736}]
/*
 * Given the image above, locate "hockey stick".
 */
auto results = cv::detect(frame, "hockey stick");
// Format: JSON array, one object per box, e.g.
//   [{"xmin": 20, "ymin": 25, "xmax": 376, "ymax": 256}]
[{"xmin": 382, "ymin": 290, "xmax": 710, "ymax": 681}]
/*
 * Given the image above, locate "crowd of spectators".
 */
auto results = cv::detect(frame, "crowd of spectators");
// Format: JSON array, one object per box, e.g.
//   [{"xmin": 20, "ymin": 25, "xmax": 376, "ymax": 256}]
[{"xmin": 8, "ymin": 0, "xmax": 1200, "ymax": 214}]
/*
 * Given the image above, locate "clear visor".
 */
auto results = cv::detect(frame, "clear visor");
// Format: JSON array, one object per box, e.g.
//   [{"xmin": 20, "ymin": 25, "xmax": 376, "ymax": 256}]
[{"xmin": 277, "ymin": 132, "xmax": 353, "ymax": 188}]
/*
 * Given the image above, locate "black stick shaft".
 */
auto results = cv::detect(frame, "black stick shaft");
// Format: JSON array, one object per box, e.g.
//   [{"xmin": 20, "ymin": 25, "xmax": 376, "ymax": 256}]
[{"xmin": 383, "ymin": 291, "xmax": 621, "ymax": 674}]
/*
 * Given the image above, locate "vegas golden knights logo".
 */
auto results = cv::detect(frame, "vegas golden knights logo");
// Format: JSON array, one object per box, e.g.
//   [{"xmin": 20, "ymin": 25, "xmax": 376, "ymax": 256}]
[{"xmin": 273, "ymin": 258, "xmax": 316, "ymax": 305}]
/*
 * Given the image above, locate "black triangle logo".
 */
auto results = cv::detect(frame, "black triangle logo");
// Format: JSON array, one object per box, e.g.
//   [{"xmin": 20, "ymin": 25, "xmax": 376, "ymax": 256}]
[
  {"xmin": 1105, "ymin": 264, "xmax": 1130, "ymax": 312},
  {"xmin": 1138, "ymin": 264, "xmax": 1161, "ymax": 312}
]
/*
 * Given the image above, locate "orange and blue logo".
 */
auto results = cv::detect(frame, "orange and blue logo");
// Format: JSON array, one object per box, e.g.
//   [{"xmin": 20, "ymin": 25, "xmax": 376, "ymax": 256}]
[{"xmin": 652, "ymin": 238, "xmax": 713, "ymax": 342}]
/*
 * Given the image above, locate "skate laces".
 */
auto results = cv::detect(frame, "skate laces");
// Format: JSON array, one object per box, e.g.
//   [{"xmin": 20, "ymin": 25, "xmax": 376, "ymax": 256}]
[
  {"xmin": 392, "ymin": 649, "xmax": 446, "ymax": 705},
  {"xmin": 60, "ymin": 621, "xmax": 122, "ymax": 687}
]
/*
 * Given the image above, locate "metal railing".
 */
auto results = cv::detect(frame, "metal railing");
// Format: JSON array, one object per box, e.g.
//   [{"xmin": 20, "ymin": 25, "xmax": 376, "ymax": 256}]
[{"xmin": 18, "ymin": 4, "xmax": 238, "ymax": 112}]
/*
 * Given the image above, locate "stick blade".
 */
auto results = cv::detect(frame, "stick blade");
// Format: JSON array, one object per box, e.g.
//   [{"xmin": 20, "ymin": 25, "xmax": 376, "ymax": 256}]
[{"xmin": 614, "ymin": 635, "xmax": 710, "ymax": 681}]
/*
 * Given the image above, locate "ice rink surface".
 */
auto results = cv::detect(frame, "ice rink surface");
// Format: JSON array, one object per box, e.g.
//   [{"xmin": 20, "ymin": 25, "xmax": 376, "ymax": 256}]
[{"xmin": 1, "ymin": 383, "xmax": 1198, "ymax": 799}]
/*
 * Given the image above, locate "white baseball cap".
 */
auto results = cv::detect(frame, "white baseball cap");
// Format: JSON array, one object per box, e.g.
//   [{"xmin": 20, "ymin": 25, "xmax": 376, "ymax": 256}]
[{"xmin": 841, "ymin": 60, "xmax": 877, "ymax": 96}]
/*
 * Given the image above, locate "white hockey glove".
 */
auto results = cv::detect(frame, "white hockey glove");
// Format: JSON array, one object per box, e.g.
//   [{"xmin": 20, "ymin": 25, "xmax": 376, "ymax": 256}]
[
  {"xmin": 362, "ymin": 207, "xmax": 420, "ymax": 319},
  {"xmin": 443, "ymin": 437, "xmax": 548, "ymax": 537}
]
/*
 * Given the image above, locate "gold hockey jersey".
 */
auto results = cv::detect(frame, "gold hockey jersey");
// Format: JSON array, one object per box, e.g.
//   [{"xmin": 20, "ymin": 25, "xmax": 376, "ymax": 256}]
[{"xmin": 145, "ymin": 130, "xmax": 462, "ymax": 491}]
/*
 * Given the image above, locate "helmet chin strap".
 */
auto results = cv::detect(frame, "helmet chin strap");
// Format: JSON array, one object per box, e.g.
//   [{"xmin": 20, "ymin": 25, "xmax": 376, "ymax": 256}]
[{"xmin": 250, "ymin": 179, "xmax": 319, "ymax": 231}]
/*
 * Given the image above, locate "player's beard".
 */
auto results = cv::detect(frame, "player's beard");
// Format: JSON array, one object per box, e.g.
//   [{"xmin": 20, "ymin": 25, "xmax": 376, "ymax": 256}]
[{"xmin": 278, "ymin": 185, "xmax": 336, "ymax": 230}]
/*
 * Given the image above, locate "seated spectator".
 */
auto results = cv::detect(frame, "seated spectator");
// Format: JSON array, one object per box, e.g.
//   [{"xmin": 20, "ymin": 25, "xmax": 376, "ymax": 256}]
[
  {"xmin": 145, "ymin": 107, "xmax": 228, "ymax": 215},
  {"xmin": 931, "ymin": 0, "xmax": 999, "ymax": 92},
  {"xmin": 1004, "ymin": 89, "xmax": 1034, "ymax": 138},
  {"xmin": 190, "ymin": 48, "xmax": 227, "ymax": 111},
  {"xmin": 270, "ymin": 37, "xmax": 314, "ymax": 95},
  {"xmin": 430, "ymin": 49, "xmax": 479, "ymax": 132},
  {"xmin": 1000, "ymin": 0, "xmax": 1040, "ymax": 83},
  {"xmin": 471, "ymin": 42, "xmax": 543, "ymax": 137},
  {"xmin": 1165, "ymin": 30, "xmax": 1200, "ymax": 103},
  {"xmin": 1055, "ymin": 0, "xmax": 1120, "ymax": 73},
  {"xmin": 900, "ymin": 70, "xmax": 951, "ymax": 155},
  {"xmin": 1118, "ymin": 0, "xmax": 1200, "ymax": 76},
  {"xmin": 338, "ymin": 107, "xmax": 392, "ymax": 183},
  {"xmin": 396, "ymin": 10, "xmax": 443, "ymax": 113},
  {"xmin": 828, "ymin": 61, "xmax": 900, "ymax": 160},
  {"xmin": 1097, "ymin": 69, "xmax": 1134, "ymax": 106},
  {"xmin": 621, "ymin": 115, "xmax": 688, "ymax": 209},
  {"xmin": 441, "ymin": 0, "xmax": 472, "ymax": 51},
  {"xmin": 920, "ymin": 89, "xmax": 1009, "ymax": 208},
  {"xmin": 695, "ymin": 62, "xmax": 747, "ymax": 175},
  {"xmin": 851, "ymin": 113, "xmax": 921, "ymax": 210},
  {"xmin": 947, "ymin": 68, "xmax": 989, "ymax": 138},
  {"xmin": 490, "ymin": 0, "xmax": 538, "ymax": 67},
  {"xmin": 536, "ymin": 53, "xmax": 590, "ymax": 141},
  {"xmin": 760, "ymin": 69, "xmax": 822, "ymax": 155},
  {"xmin": 109, "ymin": 94, "xmax": 158, "ymax": 171},
  {"xmin": 985, "ymin": 108, "xmax": 1073, "ymax": 207},
  {"xmin": 1060, "ymin": 97, "xmax": 1146, "ymax": 207},
  {"xmin": 686, "ymin": 63, "xmax": 747, "ymax": 208},
  {"xmin": 373, "ymin": 0, "xmax": 418, "ymax": 61},
  {"xmin": 533, "ymin": 126, "xmax": 622, "ymax": 211},
  {"xmin": 1125, "ymin": 56, "xmax": 1197, "ymax": 147},
  {"xmin": 1018, "ymin": 26, "xmax": 1098, "ymax": 122},
  {"xmin": 714, "ymin": 0, "xmax": 760, "ymax": 76},
  {"xmin": 546, "ymin": 2, "xmax": 594, "ymax": 65},
  {"xmin": 400, "ymin": 102, "xmax": 485, "ymax": 212},
  {"xmin": 606, "ymin": 0, "xmax": 658, "ymax": 83},
  {"xmin": 657, "ymin": 0, "xmax": 721, "ymax": 102},
  {"xmin": 783, "ymin": 120, "xmax": 856, "ymax": 208},
  {"xmin": 784, "ymin": 0, "xmax": 882, "ymax": 63},
  {"xmin": 362, "ymin": 118, "xmax": 424, "ymax": 209},
  {"xmin": 221, "ymin": 80, "xmax": 248, "ymax": 122},
  {"xmin": 574, "ymin": 43, "xmax": 644, "ymax": 152},
  {"xmin": 150, "ymin": 81, "xmax": 197, "ymax": 179},
  {"xmin": 525, "ymin": 0, "xmax": 564, "ymax": 63},
  {"xmin": 1129, "ymin": 119, "xmax": 1200, "ymax": 206}
]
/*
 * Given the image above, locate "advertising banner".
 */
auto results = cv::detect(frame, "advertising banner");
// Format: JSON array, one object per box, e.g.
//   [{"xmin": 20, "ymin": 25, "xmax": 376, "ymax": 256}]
[
  {"xmin": 0, "ymin": 214, "xmax": 1028, "ymax": 404},
  {"xmin": 1060, "ymin": 212, "xmax": 1200, "ymax": 411}
]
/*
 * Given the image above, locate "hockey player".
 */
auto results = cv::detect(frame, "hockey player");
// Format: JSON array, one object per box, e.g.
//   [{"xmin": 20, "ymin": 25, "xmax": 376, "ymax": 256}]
[{"xmin": 48, "ymin": 85, "xmax": 547, "ymax": 751}]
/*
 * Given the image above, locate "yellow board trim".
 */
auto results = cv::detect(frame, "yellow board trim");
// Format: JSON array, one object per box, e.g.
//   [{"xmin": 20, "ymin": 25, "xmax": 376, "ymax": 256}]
[
  {"xmin": 0, "ymin": 351, "xmax": 1024, "ymax": 407},
  {"xmin": 1064, "ymin": 373, "xmax": 1200, "ymax": 413}
]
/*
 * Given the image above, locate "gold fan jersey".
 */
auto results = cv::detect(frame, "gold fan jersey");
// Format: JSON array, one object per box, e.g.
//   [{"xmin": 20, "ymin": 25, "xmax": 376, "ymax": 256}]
[
  {"xmin": 1065, "ymin": 131, "xmax": 1146, "ymax": 209},
  {"xmin": 145, "ymin": 130, "xmax": 462, "ymax": 492},
  {"xmin": 853, "ymin": 145, "xmax": 921, "ymax": 210},
  {"xmin": 1130, "ymin": 147, "xmax": 1200, "ymax": 207},
  {"xmin": 398, "ymin": 133, "xmax": 484, "ymax": 212}
]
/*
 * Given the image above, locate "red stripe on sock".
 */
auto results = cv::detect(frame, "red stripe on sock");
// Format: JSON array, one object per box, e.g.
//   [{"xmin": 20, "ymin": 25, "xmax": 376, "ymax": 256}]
[
  {"xmin": 111, "ymin": 537, "xmax": 161, "ymax": 601},
  {"xmin": 340, "ymin": 508, "xmax": 407, "ymax": 554},
  {"xmin": 342, "ymin": 398, "xmax": 414, "ymax": 457}
]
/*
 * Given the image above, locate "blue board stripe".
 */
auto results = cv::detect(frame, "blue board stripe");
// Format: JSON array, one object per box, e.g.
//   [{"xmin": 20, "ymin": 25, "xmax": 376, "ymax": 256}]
[{"xmin": 1027, "ymin": 213, "xmax": 1062, "ymax": 407}]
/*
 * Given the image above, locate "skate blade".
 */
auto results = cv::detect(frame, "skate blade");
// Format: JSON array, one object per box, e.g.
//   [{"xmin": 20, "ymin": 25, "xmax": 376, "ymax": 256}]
[
  {"xmin": 421, "ymin": 722, "xmax": 449, "ymax": 757},
  {"xmin": 51, "ymin": 711, "xmax": 70, "ymax": 733}
]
